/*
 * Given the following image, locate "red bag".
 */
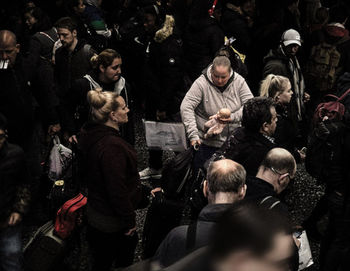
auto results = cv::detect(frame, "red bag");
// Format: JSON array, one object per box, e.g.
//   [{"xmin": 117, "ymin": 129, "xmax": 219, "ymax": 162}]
[
  {"xmin": 313, "ymin": 88, "xmax": 350, "ymax": 124},
  {"xmin": 54, "ymin": 193, "xmax": 87, "ymax": 239}
]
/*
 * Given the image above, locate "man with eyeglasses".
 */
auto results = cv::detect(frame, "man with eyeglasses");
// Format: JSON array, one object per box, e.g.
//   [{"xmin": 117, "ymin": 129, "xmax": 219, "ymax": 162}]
[{"xmin": 244, "ymin": 147, "xmax": 296, "ymax": 215}]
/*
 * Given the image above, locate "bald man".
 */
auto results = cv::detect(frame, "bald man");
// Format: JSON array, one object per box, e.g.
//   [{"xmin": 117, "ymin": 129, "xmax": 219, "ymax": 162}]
[
  {"xmin": 0, "ymin": 30, "xmax": 34, "ymax": 150},
  {"xmin": 0, "ymin": 30, "xmax": 20, "ymax": 68},
  {"xmin": 245, "ymin": 147, "xmax": 296, "ymax": 215},
  {"xmin": 153, "ymin": 159, "xmax": 247, "ymax": 268}
]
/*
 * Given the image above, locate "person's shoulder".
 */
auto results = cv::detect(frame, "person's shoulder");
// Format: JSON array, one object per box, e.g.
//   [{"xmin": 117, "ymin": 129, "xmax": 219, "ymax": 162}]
[{"xmin": 5, "ymin": 143, "xmax": 25, "ymax": 159}]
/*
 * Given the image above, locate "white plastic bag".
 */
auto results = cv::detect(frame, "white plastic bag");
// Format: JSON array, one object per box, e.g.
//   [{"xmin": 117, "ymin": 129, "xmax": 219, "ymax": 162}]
[
  {"xmin": 144, "ymin": 120, "xmax": 188, "ymax": 152},
  {"xmin": 48, "ymin": 136, "xmax": 72, "ymax": 182},
  {"xmin": 296, "ymin": 230, "xmax": 314, "ymax": 270}
]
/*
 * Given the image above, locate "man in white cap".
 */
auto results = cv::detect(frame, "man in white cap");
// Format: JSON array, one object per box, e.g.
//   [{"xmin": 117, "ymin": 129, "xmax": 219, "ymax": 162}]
[{"xmin": 262, "ymin": 29, "xmax": 310, "ymax": 147}]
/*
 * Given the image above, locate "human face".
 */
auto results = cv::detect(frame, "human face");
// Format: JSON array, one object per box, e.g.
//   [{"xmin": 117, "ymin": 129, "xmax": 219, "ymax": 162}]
[
  {"xmin": 216, "ymin": 233, "xmax": 294, "ymax": 271},
  {"xmin": 113, "ymin": 96, "xmax": 129, "ymax": 124},
  {"xmin": 263, "ymin": 107, "xmax": 278, "ymax": 136},
  {"xmin": 284, "ymin": 44, "xmax": 299, "ymax": 57},
  {"xmin": 261, "ymin": 233, "xmax": 295, "ymax": 271},
  {"xmin": 0, "ymin": 39, "xmax": 20, "ymax": 67},
  {"xmin": 277, "ymin": 82, "xmax": 293, "ymax": 104},
  {"xmin": 211, "ymin": 65, "xmax": 231, "ymax": 87},
  {"xmin": 0, "ymin": 129, "xmax": 7, "ymax": 149},
  {"xmin": 24, "ymin": 13, "xmax": 37, "ymax": 30},
  {"xmin": 100, "ymin": 57, "xmax": 122, "ymax": 82},
  {"xmin": 144, "ymin": 13, "xmax": 157, "ymax": 34},
  {"xmin": 74, "ymin": 0, "xmax": 86, "ymax": 14},
  {"xmin": 57, "ymin": 28, "xmax": 77, "ymax": 49}
]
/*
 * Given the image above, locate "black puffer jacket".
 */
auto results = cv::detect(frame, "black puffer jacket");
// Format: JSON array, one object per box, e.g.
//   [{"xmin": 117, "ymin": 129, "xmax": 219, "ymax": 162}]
[
  {"xmin": 216, "ymin": 127, "xmax": 275, "ymax": 176},
  {"xmin": 0, "ymin": 142, "xmax": 30, "ymax": 225},
  {"xmin": 143, "ymin": 15, "xmax": 186, "ymax": 117},
  {"xmin": 183, "ymin": 16, "xmax": 224, "ymax": 81}
]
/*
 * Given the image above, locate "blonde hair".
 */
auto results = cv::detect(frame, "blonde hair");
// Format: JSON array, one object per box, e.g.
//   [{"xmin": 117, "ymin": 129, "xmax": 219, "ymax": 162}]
[
  {"xmin": 87, "ymin": 88, "xmax": 120, "ymax": 123},
  {"xmin": 260, "ymin": 74, "xmax": 290, "ymax": 100}
]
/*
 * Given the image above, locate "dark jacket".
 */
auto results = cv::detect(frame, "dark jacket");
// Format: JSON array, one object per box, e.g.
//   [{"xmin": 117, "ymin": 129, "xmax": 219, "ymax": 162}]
[
  {"xmin": 55, "ymin": 40, "xmax": 95, "ymax": 130},
  {"xmin": 143, "ymin": 15, "xmax": 186, "ymax": 117},
  {"xmin": 274, "ymin": 104, "xmax": 300, "ymax": 162},
  {"xmin": 23, "ymin": 28, "xmax": 60, "ymax": 125},
  {"xmin": 244, "ymin": 176, "xmax": 288, "ymax": 215},
  {"xmin": 307, "ymin": 120, "xmax": 349, "ymax": 194},
  {"xmin": 216, "ymin": 127, "xmax": 275, "ymax": 176},
  {"xmin": 54, "ymin": 40, "xmax": 95, "ymax": 98},
  {"xmin": 78, "ymin": 123, "xmax": 141, "ymax": 232},
  {"xmin": 263, "ymin": 46, "xmax": 305, "ymax": 124},
  {"xmin": 0, "ymin": 58, "xmax": 34, "ymax": 150},
  {"xmin": 65, "ymin": 72, "xmax": 135, "ymax": 144},
  {"xmin": 0, "ymin": 142, "xmax": 30, "ymax": 225},
  {"xmin": 184, "ymin": 16, "xmax": 224, "ymax": 81},
  {"xmin": 310, "ymin": 24, "xmax": 350, "ymax": 75},
  {"xmin": 221, "ymin": 3, "xmax": 252, "ymax": 54},
  {"xmin": 154, "ymin": 204, "xmax": 231, "ymax": 268}
]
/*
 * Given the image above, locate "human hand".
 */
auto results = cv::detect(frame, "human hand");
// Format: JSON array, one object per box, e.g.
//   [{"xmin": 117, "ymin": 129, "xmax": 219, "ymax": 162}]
[
  {"xmin": 69, "ymin": 135, "xmax": 78, "ymax": 144},
  {"xmin": 304, "ymin": 92, "xmax": 311, "ymax": 103},
  {"xmin": 191, "ymin": 140, "xmax": 201, "ymax": 150},
  {"xmin": 125, "ymin": 226, "xmax": 136, "ymax": 236},
  {"xmin": 48, "ymin": 123, "xmax": 61, "ymax": 136},
  {"xmin": 297, "ymin": 149, "xmax": 306, "ymax": 161},
  {"xmin": 151, "ymin": 187, "xmax": 163, "ymax": 197},
  {"xmin": 8, "ymin": 212, "xmax": 22, "ymax": 226}
]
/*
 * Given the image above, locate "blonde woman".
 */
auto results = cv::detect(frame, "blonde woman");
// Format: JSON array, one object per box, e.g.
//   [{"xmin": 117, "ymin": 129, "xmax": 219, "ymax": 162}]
[
  {"xmin": 78, "ymin": 89, "xmax": 141, "ymax": 271},
  {"xmin": 260, "ymin": 74, "xmax": 304, "ymax": 161}
]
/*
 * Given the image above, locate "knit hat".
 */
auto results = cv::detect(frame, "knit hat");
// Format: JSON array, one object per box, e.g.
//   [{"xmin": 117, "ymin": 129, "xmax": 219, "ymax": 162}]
[{"xmin": 281, "ymin": 29, "xmax": 302, "ymax": 47}]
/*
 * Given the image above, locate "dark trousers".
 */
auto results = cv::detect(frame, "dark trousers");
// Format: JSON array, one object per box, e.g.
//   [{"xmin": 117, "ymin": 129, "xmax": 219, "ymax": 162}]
[
  {"xmin": 320, "ymin": 191, "xmax": 350, "ymax": 271},
  {"xmin": 88, "ymin": 225, "xmax": 138, "ymax": 271}
]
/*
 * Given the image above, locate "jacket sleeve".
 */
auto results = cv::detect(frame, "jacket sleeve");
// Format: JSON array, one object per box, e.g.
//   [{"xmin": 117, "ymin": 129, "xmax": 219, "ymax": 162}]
[
  {"xmin": 230, "ymin": 79, "xmax": 253, "ymax": 123},
  {"xmin": 13, "ymin": 148, "xmax": 31, "ymax": 216},
  {"xmin": 100, "ymin": 142, "xmax": 136, "ymax": 229},
  {"xmin": 180, "ymin": 81, "xmax": 204, "ymax": 141}
]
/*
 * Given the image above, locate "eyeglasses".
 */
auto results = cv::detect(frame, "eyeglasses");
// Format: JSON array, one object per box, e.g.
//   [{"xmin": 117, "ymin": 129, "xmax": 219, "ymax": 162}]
[
  {"xmin": 0, "ymin": 133, "xmax": 7, "ymax": 140},
  {"xmin": 270, "ymin": 167, "xmax": 292, "ymax": 181}
]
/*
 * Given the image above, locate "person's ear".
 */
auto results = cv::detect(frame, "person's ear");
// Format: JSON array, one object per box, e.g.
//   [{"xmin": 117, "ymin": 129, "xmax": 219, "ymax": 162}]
[
  {"xmin": 203, "ymin": 180, "xmax": 209, "ymax": 198},
  {"xmin": 109, "ymin": 111, "xmax": 117, "ymax": 122},
  {"xmin": 278, "ymin": 174, "xmax": 289, "ymax": 190},
  {"xmin": 238, "ymin": 184, "xmax": 247, "ymax": 200},
  {"xmin": 15, "ymin": 44, "xmax": 20, "ymax": 53},
  {"xmin": 72, "ymin": 30, "xmax": 77, "ymax": 37},
  {"xmin": 262, "ymin": 122, "xmax": 269, "ymax": 133},
  {"xmin": 99, "ymin": 64, "xmax": 105, "ymax": 74}
]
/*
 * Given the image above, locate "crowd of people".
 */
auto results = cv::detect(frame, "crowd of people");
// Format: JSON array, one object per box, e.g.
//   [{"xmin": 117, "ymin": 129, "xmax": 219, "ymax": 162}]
[{"xmin": 1, "ymin": 0, "xmax": 350, "ymax": 270}]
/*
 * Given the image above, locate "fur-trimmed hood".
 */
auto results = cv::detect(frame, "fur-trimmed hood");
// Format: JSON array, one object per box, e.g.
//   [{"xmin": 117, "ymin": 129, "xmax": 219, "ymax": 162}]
[{"xmin": 154, "ymin": 15, "xmax": 175, "ymax": 43}]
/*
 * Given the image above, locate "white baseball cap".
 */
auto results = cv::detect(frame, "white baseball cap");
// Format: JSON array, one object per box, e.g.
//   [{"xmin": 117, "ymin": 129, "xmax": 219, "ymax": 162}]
[{"xmin": 281, "ymin": 29, "xmax": 302, "ymax": 47}]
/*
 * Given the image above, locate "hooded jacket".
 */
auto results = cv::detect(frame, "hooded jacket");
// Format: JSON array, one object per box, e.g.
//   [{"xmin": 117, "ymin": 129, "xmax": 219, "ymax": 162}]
[
  {"xmin": 263, "ymin": 46, "xmax": 305, "ymax": 123},
  {"xmin": 180, "ymin": 65, "xmax": 253, "ymax": 148},
  {"xmin": 78, "ymin": 123, "xmax": 141, "ymax": 232}
]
